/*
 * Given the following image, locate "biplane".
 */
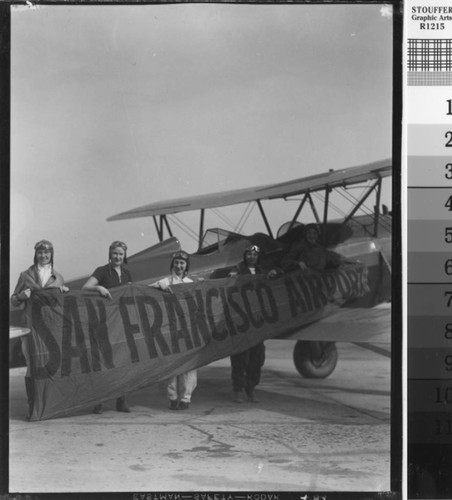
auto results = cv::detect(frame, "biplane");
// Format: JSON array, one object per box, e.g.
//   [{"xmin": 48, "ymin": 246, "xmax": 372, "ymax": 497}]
[{"xmin": 10, "ymin": 159, "xmax": 392, "ymax": 378}]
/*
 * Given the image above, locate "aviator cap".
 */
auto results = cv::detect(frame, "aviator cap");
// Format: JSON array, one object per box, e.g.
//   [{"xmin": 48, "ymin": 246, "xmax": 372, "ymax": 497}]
[
  {"xmin": 34, "ymin": 239, "xmax": 53, "ymax": 251},
  {"xmin": 109, "ymin": 240, "xmax": 128, "ymax": 252},
  {"xmin": 243, "ymin": 244, "xmax": 260, "ymax": 262},
  {"xmin": 33, "ymin": 239, "xmax": 54, "ymax": 265},
  {"xmin": 109, "ymin": 240, "xmax": 128, "ymax": 263},
  {"xmin": 171, "ymin": 250, "xmax": 190, "ymax": 272}
]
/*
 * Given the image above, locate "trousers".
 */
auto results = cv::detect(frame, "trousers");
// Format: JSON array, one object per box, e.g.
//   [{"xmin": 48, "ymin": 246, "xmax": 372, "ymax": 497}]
[
  {"xmin": 167, "ymin": 370, "xmax": 197, "ymax": 403},
  {"xmin": 230, "ymin": 342, "xmax": 266, "ymax": 392}
]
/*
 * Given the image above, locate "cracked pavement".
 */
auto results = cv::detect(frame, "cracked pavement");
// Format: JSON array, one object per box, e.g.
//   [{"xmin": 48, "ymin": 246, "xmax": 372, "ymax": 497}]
[{"xmin": 9, "ymin": 337, "xmax": 392, "ymax": 492}]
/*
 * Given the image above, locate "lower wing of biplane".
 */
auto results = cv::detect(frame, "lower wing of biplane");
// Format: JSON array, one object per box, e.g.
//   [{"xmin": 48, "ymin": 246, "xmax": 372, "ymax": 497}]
[{"xmin": 278, "ymin": 303, "xmax": 391, "ymax": 378}]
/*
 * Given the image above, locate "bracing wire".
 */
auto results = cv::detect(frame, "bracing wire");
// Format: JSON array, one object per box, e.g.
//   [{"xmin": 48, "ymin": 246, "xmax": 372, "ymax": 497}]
[
  {"xmin": 311, "ymin": 185, "xmax": 392, "ymax": 233},
  {"xmin": 311, "ymin": 191, "xmax": 348, "ymax": 219},
  {"xmin": 168, "ymin": 215, "xmax": 199, "ymax": 242},
  {"xmin": 164, "ymin": 181, "xmax": 392, "ymax": 245},
  {"xmin": 211, "ymin": 207, "xmax": 237, "ymax": 230},
  {"xmin": 337, "ymin": 186, "xmax": 392, "ymax": 232},
  {"xmin": 235, "ymin": 203, "xmax": 255, "ymax": 233}
]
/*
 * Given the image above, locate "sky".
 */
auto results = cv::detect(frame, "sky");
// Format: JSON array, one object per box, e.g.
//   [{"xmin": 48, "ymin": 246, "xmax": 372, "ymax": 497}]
[{"xmin": 10, "ymin": 3, "xmax": 393, "ymax": 289}]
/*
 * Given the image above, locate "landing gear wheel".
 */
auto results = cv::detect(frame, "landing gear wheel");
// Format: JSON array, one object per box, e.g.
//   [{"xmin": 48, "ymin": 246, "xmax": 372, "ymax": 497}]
[{"xmin": 293, "ymin": 340, "xmax": 338, "ymax": 379}]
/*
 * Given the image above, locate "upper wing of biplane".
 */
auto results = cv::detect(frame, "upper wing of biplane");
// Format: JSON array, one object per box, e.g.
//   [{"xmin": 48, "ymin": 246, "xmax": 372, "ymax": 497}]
[{"xmin": 107, "ymin": 159, "xmax": 391, "ymax": 221}]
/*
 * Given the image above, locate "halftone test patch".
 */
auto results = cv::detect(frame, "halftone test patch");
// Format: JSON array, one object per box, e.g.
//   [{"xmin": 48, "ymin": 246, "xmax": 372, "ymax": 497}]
[{"xmin": 408, "ymin": 38, "xmax": 452, "ymax": 85}]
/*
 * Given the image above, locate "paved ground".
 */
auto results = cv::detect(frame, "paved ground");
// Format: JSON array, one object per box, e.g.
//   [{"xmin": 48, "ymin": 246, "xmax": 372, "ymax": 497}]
[{"xmin": 9, "ymin": 337, "xmax": 391, "ymax": 493}]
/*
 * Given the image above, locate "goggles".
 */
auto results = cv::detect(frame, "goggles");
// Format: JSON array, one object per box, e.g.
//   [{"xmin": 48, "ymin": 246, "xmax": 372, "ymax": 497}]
[
  {"xmin": 172, "ymin": 251, "xmax": 190, "ymax": 261},
  {"xmin": 109, "ymin": 241, "xmax": 128, "ymax": 252},
  {"xmin": 245, "ymin": 245, "xmax": 260, "ymax": 253},
  {"xmin": 34, "ymin": 240, "xmax": 53, "ymax": 251}
]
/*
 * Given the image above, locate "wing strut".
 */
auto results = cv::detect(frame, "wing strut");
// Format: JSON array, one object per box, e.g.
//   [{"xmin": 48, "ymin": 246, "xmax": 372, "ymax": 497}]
[
  {"xmin": 307, "ymin": 193, "xmax": 321, "ymax": 224},
  {"xmin": 323, "ymin": 188, "xmax": 331, "ymax": 228},
  {"xmin": 153, "ymin": 215, "xmax": 173, "ymax": 242},
  {"xmin": 198, "ymin": 209, "xmax": 205, "ymax": 250},
  {"xmin": 153, "ymin": 216, "xmax": 159, "ymax": 240},
  {"xmin": 343, "ymin": 179, "xmax": 381, "ymax": 227},
  {"xmin": 353, "ymin": 342, "xmax": 391, "ymax": 357},
  {"xmin": 257, "ymin": 200, "xmax": 274, "ymax": 239},
  {"xmin": 379, "ymin": 246, "xmax": 392, "ymax": 274},
  {"xmin": 288, "ymin": 194, "xmax": 309, "ymax": 232},
  {"xmin": 153, "ymin": 216, "xmax": 163, "ymax": 241},
  {"xmin": 373, "ymin": 178, "xmax": 382, "ymax": 237}
]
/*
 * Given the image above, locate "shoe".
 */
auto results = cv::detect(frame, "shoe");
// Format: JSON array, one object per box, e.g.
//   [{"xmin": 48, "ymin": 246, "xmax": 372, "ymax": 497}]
[
  {"xmin": 116, "ymin": 397, "xmax": 131, "ymax": 413},
  {"xmin": 169, "ymin": 400, "xmax": 178, "ymax": 410},
  {"xmin": 246, "ymin": 389, "xmax": 259, "ymax": 403},
  {"xmin": 233, "ymin": 391, "xmax": 244, "ymax": 403},
  {"xmin": 93, "ymin": 404, "xmax": 103, "ymax": 414},
  {"xmin": 177, "ymin": 401, "xmax": 189, "ymax": 410}
]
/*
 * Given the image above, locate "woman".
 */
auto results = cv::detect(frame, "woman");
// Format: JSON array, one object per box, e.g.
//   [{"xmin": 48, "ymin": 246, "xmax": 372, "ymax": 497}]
[
  {"xmin": 152, "ymin": 250, "xmax": 197, "ymax": 410},
  {"xmin": 228, "ymin": 245, "xmax": 267, "ymax": 403},
  {"xmin": 82, "ymin": 240, "xmax": 132, "ymax": 414},
  {"xmin": 280, "ymin": 223, "xmax": 343, "ymax": 273},
  {"xmin": 11, "ymin": 239, "xmax": 69, "ymax": 420}
]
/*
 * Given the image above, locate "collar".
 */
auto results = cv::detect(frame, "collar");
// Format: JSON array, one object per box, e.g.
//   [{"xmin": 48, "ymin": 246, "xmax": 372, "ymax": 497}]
[
  {"xmin": 29, "ymin": 265, "xmax": 56, "ymax": 282},
  {"xmin": 37, "ymin": 264, "xmax": 52, "ymax": 271},
  {"xmin": 31, "ymin": 264, "xmax": 55, "ymax": 275},
  {"xmin": 108, "ymin": 263, "xmax": 123, "ymax": 272}
]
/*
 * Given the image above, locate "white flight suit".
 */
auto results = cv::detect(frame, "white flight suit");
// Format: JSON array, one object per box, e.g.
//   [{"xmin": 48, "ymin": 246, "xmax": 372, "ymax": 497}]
[{"xmin": 155, "ymin": 274, "xmax": 198, "ymax": 403}]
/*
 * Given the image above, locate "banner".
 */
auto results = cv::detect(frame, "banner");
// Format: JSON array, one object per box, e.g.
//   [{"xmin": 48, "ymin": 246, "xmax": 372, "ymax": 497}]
[{"xmin": 25, "ymin": 263, "xmax": 368, "ymax": 420}]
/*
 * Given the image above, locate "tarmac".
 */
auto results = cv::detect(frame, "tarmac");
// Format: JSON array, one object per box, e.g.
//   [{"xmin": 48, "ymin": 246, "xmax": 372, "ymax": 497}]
[{"xmin": 8, "ymin": 337, "xmax": 391, "ymax": 493}]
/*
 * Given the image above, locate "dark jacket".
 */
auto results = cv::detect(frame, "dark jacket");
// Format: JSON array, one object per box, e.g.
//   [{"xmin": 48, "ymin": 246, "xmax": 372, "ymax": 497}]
[
  {"xmin": 280, "ymin": 241, "xmax": 342, "ymax": 273},
  {"xmin": 230, "ymin": 261, "xmax": 265, "ymax": 276},
  {"xmin": 91, "ymin": 263, "xmax": 132, "ymax": 289}
]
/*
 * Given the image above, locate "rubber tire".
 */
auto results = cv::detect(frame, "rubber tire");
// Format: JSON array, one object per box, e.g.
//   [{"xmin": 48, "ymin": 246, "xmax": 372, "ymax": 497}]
[{"xmin": 293, "ymin": 340, "xmax": 338, "ymax": 379}]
